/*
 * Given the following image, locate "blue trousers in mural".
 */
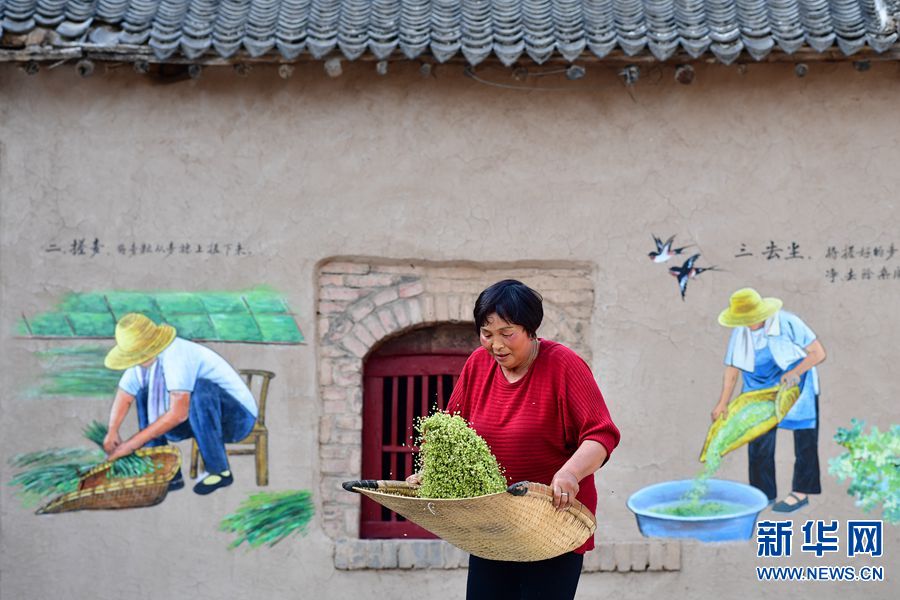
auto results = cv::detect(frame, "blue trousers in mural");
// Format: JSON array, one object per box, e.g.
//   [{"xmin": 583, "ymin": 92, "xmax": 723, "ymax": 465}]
[{"xmin": 135, "ymin": 379, "xmax": 256, "ymax": 474}]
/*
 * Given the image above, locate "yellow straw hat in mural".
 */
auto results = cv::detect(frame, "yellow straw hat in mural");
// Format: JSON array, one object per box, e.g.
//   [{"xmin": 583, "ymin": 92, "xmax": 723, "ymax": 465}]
[
  {"xmin": 104, "ymin": 313, "xmax": 177, "ymax": 370},
  {"xmin": 718, "ymin": 288, "xmax": 783, "ymax": 328}
]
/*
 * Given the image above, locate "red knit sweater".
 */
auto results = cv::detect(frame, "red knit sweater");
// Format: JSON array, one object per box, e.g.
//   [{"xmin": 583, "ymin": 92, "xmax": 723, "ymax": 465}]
[{"xmin": 447, "ymin": 340, "xmax": 620, "ymax": 554}]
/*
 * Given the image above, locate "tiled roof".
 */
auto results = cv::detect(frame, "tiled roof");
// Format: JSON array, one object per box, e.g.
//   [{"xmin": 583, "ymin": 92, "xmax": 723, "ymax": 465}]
[{"xmin": 1, "ymin": 0, "xmax": 898, "ymax": 65}]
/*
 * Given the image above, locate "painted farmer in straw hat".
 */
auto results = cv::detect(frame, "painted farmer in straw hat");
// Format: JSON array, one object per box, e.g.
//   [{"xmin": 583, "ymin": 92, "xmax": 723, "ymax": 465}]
[
  {"xmin": 712, "ymin": 288, "xmax": 827, "ymax": 512},
  {"xmin": 103, "ymin": 313, "xmax": 258, "ymax": 495}
]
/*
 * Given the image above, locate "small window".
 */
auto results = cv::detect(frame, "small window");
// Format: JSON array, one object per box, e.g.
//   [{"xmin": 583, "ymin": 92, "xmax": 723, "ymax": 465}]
[{"xmin": 360, "ymin": 324, "xmax": 474, "ymax": 539}]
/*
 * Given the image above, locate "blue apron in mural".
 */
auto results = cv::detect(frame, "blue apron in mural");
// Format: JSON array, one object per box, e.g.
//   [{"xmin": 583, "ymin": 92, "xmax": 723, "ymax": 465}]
[{"xmin": 741, "ymin": 345, "xmax": 814, "ymax": 430}]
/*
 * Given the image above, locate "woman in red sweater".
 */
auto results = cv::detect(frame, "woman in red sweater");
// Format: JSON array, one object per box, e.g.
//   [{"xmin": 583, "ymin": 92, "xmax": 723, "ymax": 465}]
[{"xmin": 412, "ymin": 280, "xmax": 620, "ymax": 600}]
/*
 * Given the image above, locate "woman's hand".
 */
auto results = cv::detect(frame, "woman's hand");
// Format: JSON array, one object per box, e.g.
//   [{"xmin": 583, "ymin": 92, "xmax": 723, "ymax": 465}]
[
  {"xmin": 405, "ymin": 472, "xmax": 423, "ymax": 486},
  {"xmin": 711, "ymin": 400, "xmax": 729, "ymax": 422},
  {"xmin": 550, "ymin": 469, "xmax": 579, "ymax": 511},
  {"xmin": 103, "ymin": 429, "xmax": 122, "ymax": 454}
]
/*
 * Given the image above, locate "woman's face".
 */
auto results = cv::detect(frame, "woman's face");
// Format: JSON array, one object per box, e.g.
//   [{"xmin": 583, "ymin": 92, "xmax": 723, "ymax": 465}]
[{"xmin": 479, "ymin": 313, "xmax": 533, "ymax": 370}]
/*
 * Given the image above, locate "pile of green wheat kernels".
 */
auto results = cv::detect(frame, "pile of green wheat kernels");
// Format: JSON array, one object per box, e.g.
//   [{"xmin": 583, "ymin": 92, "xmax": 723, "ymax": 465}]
[{"xmin": 415, "ymin": 412, "xmax": 507, "ymax": 499}]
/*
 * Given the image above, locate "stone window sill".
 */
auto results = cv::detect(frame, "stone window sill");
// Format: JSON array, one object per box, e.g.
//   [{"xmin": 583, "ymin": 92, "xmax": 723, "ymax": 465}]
[{"xmin": 334, "ymin": 539, "xmax": 681, "ymax": 571}]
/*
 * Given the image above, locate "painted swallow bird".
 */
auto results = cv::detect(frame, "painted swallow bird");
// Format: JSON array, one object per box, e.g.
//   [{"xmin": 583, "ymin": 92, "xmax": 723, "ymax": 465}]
[
  {"xmin": 649, "ymin": 234, "xmax": 692, "ymax": 263},
  {"xmin": 669, "ymin": 254, "xmax": 719, "ymax": 300}
]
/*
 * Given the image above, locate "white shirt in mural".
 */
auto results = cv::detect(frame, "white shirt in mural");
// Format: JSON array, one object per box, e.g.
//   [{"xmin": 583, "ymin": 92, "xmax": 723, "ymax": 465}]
[
  {"xmin": 118, "ymin": 338, "xmax": 258, "ymax": 421},
  {"xmin": 723, "ymin": 310, "xmax": 820, "ymax": 424}
]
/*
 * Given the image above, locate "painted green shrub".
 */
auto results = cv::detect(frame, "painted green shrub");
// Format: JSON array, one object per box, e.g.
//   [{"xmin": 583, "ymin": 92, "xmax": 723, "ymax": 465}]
[
  {"xmin": 829, "ymin": 419, "xmax": 899, "ymax": 524},
  {"xmin": 416, "ymin": 412, "xmax": 507, "ymax": 499}
]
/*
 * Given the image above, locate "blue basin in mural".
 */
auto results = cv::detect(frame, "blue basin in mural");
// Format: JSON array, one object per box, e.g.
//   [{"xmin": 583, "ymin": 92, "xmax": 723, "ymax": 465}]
[{"xmin": 627, "ymin": 479, "xmax": 769, "ymax": 542}]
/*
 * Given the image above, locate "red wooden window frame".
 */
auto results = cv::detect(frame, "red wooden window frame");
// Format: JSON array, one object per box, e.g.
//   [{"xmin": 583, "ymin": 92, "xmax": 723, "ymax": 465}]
[{"xmin": 360, "ymin": 353, "xmax": 469, "ymax": 539}]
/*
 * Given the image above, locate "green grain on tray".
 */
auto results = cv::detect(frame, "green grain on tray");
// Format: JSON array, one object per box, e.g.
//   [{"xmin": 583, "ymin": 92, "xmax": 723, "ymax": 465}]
[{"xmin": 415, "ymin": 412, "xmax": 507, "ymax": 499}]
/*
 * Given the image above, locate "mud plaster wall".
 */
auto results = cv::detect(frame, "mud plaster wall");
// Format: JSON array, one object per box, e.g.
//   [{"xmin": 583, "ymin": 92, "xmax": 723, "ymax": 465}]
[{"xmin": 1, "ymin": 60, "xmax": 899, "ymax": 599}]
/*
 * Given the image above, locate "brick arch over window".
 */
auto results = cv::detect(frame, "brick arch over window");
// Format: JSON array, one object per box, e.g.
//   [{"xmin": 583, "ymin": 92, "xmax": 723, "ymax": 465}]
[
  {"xmin": 317, "ymin": 260, "xmax": 594, "ymax": 540},
  {"xmin": 361, "ymin": 323, "xmax": 474, "ymax": 538}
]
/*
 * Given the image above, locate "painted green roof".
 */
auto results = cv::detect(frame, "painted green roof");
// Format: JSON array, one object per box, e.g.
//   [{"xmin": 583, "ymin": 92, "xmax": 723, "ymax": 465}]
[{"xmin": 18, "ymin": 288, "xmax": 304, "ymax": 344}]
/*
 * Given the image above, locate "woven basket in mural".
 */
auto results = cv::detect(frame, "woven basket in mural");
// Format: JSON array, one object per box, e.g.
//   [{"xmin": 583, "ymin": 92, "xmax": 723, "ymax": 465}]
[
  {"xmin": 37, "ymin": 446, "xmax": 182, "ymax": 514},
  {"xmin": 343, "ymin": 480, "xmax": 596, "ymax": 562}
]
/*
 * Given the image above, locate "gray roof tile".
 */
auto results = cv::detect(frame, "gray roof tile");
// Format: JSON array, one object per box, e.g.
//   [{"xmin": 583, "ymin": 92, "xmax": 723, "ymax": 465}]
[
  {"xmin": 3, "ymin": 0, "xmax": 37, "ymax": 34},
  {"xmin": 1, "ymin": 0, "xmax": 898, "ymax": 63},
  {"xmin": 36, "ymin": 0, "xmax": 68, "ymax": 27}
]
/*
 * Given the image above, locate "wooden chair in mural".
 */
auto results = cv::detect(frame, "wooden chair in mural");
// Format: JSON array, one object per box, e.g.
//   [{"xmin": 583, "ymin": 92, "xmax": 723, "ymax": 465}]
[{"xmin": 189, "ymin": 369, "xmax": 275, "ymax": 486}]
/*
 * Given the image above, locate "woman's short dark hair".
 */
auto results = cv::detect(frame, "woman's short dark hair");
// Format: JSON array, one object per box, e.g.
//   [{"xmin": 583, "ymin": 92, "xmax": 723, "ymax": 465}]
[{"xmin": 473, "ymin": 280, "xmax": 543, "ymax": 338}]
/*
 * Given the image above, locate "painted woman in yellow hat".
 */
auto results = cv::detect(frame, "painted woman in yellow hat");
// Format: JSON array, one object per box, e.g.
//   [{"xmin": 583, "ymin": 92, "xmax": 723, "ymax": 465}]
[
  {"xmin": 103, "ymin": 313, "xmax": 258, "ymax": 495},
  {"xmin": 712, "ymin": 288, "xmax": 827, "ymax": 512}
]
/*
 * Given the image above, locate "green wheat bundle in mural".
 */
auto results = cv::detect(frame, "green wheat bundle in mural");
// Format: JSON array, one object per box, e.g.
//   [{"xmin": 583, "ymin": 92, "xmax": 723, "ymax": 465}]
[
  {"xmin": 415, "ymin": 412, "xmax": 507, "ymax": 499},
  {"xmin": 7, "ymin": 448, "xmax": 104, "ymax": 507},
  {"xmin": 8, "ymin": 421, "xmax": 161, "ymax": 507},
  {"xmin": 220, "ymin": 490, "xmax": 315, "ymax": 548},
  {"xmin": 829, "ymin": 419, "xmax": 900, "ymax": 525},
  {"xmin": 82, "ymin": 421, "xmax": 158, "ymax": 479}
]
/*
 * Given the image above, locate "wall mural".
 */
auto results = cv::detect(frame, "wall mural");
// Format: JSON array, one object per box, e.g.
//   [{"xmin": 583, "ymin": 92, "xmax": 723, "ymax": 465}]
[
  {"xmin": 829, "ymin": 420, "xmax": 899, "ymax": 525},
  {"xmin": 633, "ymin": 237, "xmax": 897, "ymax": 550},
  {"xmin": 651, "ymin": 237, "xmax": 900, "ymax": 302},
  {"xmin": 647, "ymin": 234, "xmax": 693, "ymax": 263},
  {"xmin": 732, "ymin": 239, "xmax": 899, "ymax": 283},
  {"xmin": 647, "ymin": 234, "xmax": 718, "ymax": 300},
  {"xmin": 7, "ymin": 251, "xmax": 896, "ymax": 569},
  {"xmin": 19, "ymin": 287, "xmax": 303, "ymax": 399},
  {"xmin": 627, "ymin": 287, "xmax": 819, "ymax": 541},
  {"xmin": 28, "ymin": 346, "xmax": 121, "ymax": 398},
  {"xmin": 8, "ymin": 288, "xmax": 314, "ymax": 549},
  {"xmin": 17, "ymin": 288, "xmax": 304, "ymax": 344}
]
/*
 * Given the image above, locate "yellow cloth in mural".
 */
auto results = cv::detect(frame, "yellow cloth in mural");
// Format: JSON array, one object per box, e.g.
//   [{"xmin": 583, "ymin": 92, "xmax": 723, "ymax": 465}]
[{"xmin": 699, "ymin": 385, "xmax": 801, "ymax": 463}]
